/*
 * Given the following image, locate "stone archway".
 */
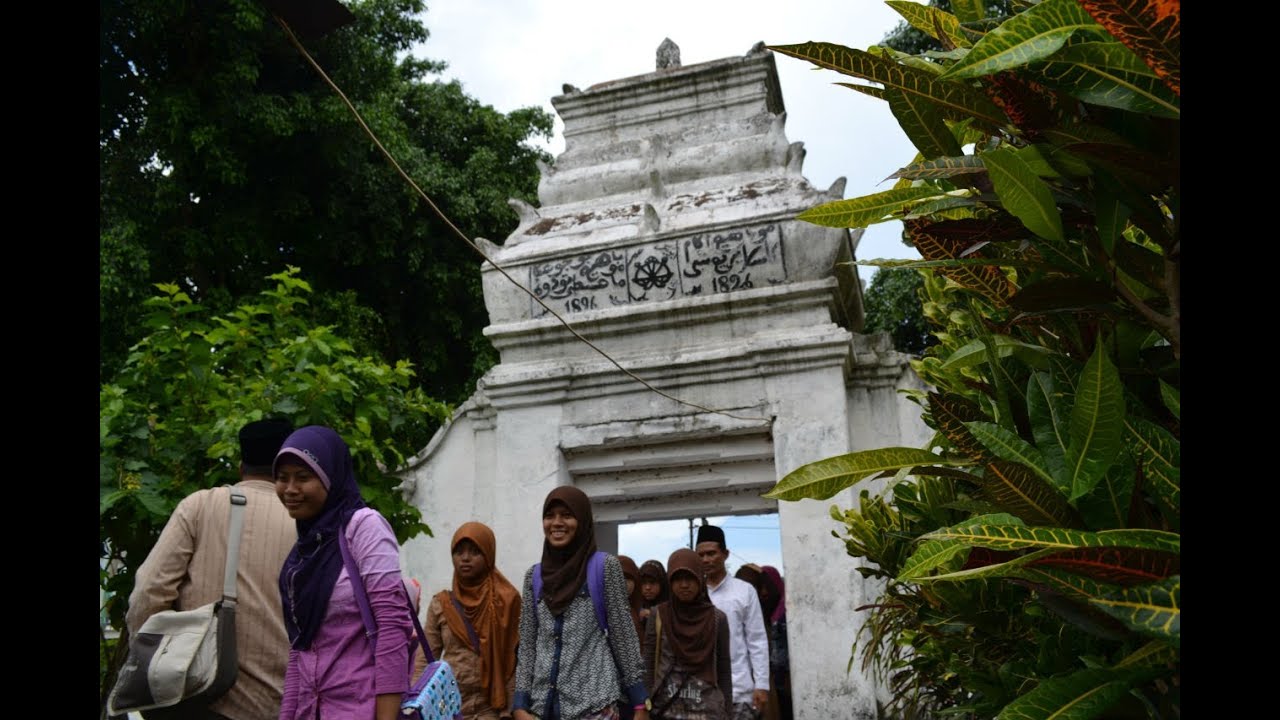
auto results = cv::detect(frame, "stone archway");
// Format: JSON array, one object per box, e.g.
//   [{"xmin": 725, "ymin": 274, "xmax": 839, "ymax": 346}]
[{"xmin": 397, "ymin": 41, "xmax": 929, "ymax": 720}]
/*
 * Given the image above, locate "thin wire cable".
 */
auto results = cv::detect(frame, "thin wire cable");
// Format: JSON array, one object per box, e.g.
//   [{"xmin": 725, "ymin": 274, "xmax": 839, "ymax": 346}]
[{"xmin": 273, "ymin": 15, "xmax": 769, "ymax": 424}]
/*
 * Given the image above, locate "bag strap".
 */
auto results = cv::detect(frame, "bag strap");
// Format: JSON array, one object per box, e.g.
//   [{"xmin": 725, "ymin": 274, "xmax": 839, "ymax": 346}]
[
  {"xmin": 587, "ymin": 551, "xmax": 609, "ymax": 634},
  {"xmin": 223, "ymin": 489, "xmax": 248, "ymax": 606},
  {"xmin": 654, "ymin": 610, "xmax": 662, "ymax": 682},
  {"xmin": 530, "ymin": 550, "xmax": 609, "ymax": 634},
  {"xmin": 448, "ymin": 592, "xmax": 482, "ymax": 654},
  {"xmin": 336, "ymin": 521, "xmax": 435, "ymax": 665}
]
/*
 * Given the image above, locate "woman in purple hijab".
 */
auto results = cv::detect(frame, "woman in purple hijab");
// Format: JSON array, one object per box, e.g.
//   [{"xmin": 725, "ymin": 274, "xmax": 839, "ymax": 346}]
[{"xmin": 274, "ymin": 425, "xmax": 413, "ymax": 720}]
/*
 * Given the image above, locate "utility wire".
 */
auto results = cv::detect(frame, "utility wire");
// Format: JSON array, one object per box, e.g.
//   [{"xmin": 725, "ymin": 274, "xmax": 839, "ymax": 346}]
[{"xmin": 273, "ymin": 15, "xmax": 770, "ymax": 424}]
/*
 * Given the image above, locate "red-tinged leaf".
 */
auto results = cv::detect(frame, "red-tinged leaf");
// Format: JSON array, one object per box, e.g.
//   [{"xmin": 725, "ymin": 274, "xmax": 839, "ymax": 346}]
[
  {"xmin": 983, "ymin": 71, "xmax": 1062, "ymax": 137},
  {"xmin": 1079, "ymin": 0, "xmax": 1180, "ymax": 96},
  {"xmin": 979, "ymin": 461, "xmax": 1082, "ymax": 528},
  {"xmin": 1028, "ymin": 547, "xmax": 1180, "ymax": 586},
  {"xmin": 907, "ymin": 219, "xmax": 1018, "ymax": 302},
  {"xmin": 927, "ymin": 392, "xmax": 994, "ymax": 461},
  {"xmin": 961, "ymin": 547, "xmax": 1021, "ymax": 570},
  {"xmin": 912, "ymin": 216, "xmax": 1031, "ymax": 245}
]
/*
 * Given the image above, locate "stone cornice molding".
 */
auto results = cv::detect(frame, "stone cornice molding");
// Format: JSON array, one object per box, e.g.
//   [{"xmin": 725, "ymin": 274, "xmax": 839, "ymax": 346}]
[{"xmin": 479, "ymin": 323, "xmax": 855, "ymax": 411}]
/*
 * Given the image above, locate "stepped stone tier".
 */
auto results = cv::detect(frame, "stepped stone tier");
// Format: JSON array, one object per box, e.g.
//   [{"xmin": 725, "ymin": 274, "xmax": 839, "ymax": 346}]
[{"xmin": 399, "ymin": 40, "xmax": 929, "ymax": 719}]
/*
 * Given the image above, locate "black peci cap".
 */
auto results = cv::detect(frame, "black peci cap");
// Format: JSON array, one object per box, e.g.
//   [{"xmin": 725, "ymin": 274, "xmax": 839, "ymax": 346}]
[
  {"xmin": 239, "ymin": 419, "xmax": 295, "ymax": 467},
  {"xmin": 696, "ymin": 524, "xmax": 726, "ymax": 547}
]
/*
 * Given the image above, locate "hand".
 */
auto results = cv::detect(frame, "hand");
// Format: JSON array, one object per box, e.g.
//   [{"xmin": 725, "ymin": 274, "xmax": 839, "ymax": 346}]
[
  {"xmin": 633, "ymin": 708, "xmax": 650, "ymax": 720},
  {"xmin": 513, "ymin": 710, "xmax": 535, "ymax": 720},
  {"xmin": 752, "ymin": 689, "xmax": 769, "ymax": 712}
]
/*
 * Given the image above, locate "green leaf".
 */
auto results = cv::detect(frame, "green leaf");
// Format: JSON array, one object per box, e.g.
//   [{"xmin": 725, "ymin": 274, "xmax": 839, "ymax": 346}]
[
  {"xmin": 964, "ymin": 421, "xmax": 1057, "ymax": 487},
  {"xmin": 996, "ymin": 668, "xmax": 1136, "ymax": 720},
  {"xmin": 767, "ymin": 43, "xmax": 1008, "ymax": 128},
  {"xmin": 1159, "ymin": 381, "xmax": 1179, "ymax": 420},
  {"xmin": 1027, "ymin": 371, "xmax": 1070, "ymax": 493},
  {"xmin": 1123, "ymin": 417, "xmax": 1179, "ymax": 515},
  {"xmin": 1116, "ymin": 640, "xmax": 1178, "ymax": 669},
  {"xmin": 795, "ymin": 187, "xmax": 946, "ymax": 229},
  {"xmin": 1013, "ymin": 145, "xmax": 1062, "ymax": 179},
  {"xmin": 1066, "ymin": 344, "xmax": 1125, "ymax": 499},
  {"xmin": 1010, "ymin": 565, "xmax": 1126, "ymax": 603},
  {"xmin": 944, "ymin": 0, "xmax": 1103, "ymax": 79},
  {"xmin": 943, "ymin": 335, "xmax": 1052, "ymax": 371},
  {"xmin": 903, "ymin": 195, "xmax": 982, "ymax": 219},
  {"xmin": 1034, "ymin": 42, "xmax": 1180, "ymax": 118},
  {"xmin": 951, "ymin": 0, "xmax": 986, "ymax": 24},
  {"xmin": 870, "ymin": 45, "xmax": 947, "ymax": 75},
  {"xmin": 898, "ymin": 539, "xmax": 974, "ymax": 580},
  {"xmin": 981, "ymin": 148, "xmax": 1065, "ymax": 242},
  {"xmin": 922, "ymin": 523, "xmax": 1180, "ymax": 553},
  {"xmin": 100, "ymin": 489, "xmax": 128, "ymax": 516},
  {"xmin": 135, "ymin": 482, "xmax": 174, "ymax": 518},
  {"xmin": 1075, "ymin": 454, "xmax": 1135, "ymax": 530},
  {"xmin": 885, "ymin": 1, "xmax": 974, "ymax": 48},
  {"xmin": 887, "ymin": 155, "xmax": 986, "ymax": 181},
  {"xmin": 1090, "ymin": 576, "xmax": 1180, "ymax": 645},
  {"xmin": 978, "ymin": 461, "xmax": 1080, "ymax": 527},
  {"xmin": 763, "ymin": 448, "xmax": 970, "ymax": 501},
  {"xmin": 1093, "ymin": 181, "xmax": 1130, "ymax": 257},
  {"xmin": 912, "ymin": 545, "xmax": 1058, "ymax": 582},
  {"xmin": 835, "ymin": 82, "xmax": 888, "ymax": 102},
  {"xmin": 887, "ymin": 89, "xmax": 965, "ymax": 160},
  {"xmin": 854, "ymin": 257, "xmax": 1027, "ymax": 271}
]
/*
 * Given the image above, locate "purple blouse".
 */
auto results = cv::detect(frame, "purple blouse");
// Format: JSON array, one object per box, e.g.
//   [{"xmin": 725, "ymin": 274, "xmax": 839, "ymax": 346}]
[{"xmin": 280, "ymin": 507, "xmax": 412, "ymax": 720}]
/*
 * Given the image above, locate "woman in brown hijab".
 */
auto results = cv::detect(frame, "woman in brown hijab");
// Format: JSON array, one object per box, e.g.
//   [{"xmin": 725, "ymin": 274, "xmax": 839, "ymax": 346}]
[
  {"xmin": 512, "ymin": 486, "xmax": 650, "ymax": 720},
  {"xmin": 642, "ymin": 548, "xmax": 732, "ymax": 719},
  {"xmin": 637, "ymin": 560, "xmax": 670, "ymax": 625},
  {"xmin": 618, "ymin": 555, "xmax": 646, "ymax": 639},
  {"xmin": 423, "ymin": 521, "xmax": 522, "ymax": 720}
]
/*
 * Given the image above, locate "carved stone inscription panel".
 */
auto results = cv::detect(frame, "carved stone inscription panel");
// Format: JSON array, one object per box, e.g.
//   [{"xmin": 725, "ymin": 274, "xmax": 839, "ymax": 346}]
[{"xmin": 529, "ymin": 224, "xmax": 785, "ymax": 316}]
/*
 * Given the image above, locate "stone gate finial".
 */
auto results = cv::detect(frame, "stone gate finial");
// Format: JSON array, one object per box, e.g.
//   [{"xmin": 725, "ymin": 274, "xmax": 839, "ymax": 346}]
[{"xmin": 656, "ymin": 38, "xmax": 681, "ymax": 69}]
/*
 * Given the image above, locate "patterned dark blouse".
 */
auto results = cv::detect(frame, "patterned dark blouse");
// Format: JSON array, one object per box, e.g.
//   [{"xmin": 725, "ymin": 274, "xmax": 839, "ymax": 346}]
[{"xmin": 513, "ymin": 554, "xmax": 648, "ymax": 719}]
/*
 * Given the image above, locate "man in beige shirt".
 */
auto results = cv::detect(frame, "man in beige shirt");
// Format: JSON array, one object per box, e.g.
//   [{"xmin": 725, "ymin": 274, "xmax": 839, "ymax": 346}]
[{"xmin": 127, "ymin": 419, "xmax": 297, "ymax": 720}]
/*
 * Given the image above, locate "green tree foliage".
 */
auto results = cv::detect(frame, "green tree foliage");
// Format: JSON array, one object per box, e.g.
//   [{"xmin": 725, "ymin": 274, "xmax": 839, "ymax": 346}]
[
  {"xmin": 99, "ymin": 268, "xmax": 452, "ymax": 707},
  {"xmin": 767, "ymin": 1, "xmax": 1178, "ymax": 716},
  {"xmin": 100, "ymin": 0, "xmax": 554, "ymax": 401},
  {"xmin": 862, "ymin": 267, "xmax": 938, "ymax": 356}
]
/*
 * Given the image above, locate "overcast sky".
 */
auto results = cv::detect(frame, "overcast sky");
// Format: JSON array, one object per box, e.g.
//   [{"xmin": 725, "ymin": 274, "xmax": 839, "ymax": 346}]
[
  {"xmin": 412, "ymin": 0, "xmax": 926, "ymax": 285},
  {"xmin": 618, "ymin": 514, "xmax": 786, "ymax": 578}
]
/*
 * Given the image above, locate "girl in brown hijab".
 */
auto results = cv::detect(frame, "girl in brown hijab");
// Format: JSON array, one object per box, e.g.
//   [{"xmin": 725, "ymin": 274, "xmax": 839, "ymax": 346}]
[
  {"xmin": 618, "ymin": 555, "xmax": 646, "ymax": 639},
  {"xmin": 637, "ymin": 560, "xmax": 670, "ymax": 625},
  {"xmin": 512, "ymin": 486, "xmax": 650, "ymax": 720},
  {"xmin": 642, "ymin": 548, "xmax": 732, "ymax": 719},
  {"xmin": 424, "ymin": 522, "xmax": 522, "ymax": 720}
]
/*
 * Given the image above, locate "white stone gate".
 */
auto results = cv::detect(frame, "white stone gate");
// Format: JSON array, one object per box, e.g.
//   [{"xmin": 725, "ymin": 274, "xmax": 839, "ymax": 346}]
[{"xmin": 399, "ymin": 42, "xmax": 929, "ymax": 720}]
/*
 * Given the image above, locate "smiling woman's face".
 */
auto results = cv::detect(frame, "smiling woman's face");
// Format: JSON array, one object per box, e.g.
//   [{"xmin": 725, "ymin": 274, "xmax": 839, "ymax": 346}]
[
  {"xmin": 542, "ymin": 501, "xmax": 578, "ymax": 549},
  {"xmin": 274, "ymin": 461, "xmax": 328, "ymax": 520}
]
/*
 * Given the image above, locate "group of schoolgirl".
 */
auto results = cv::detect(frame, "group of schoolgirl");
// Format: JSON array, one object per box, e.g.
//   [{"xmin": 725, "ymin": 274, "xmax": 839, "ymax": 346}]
[{"xmin": 260, "ymin": 425, "xmax": 746, "ymax": 720}]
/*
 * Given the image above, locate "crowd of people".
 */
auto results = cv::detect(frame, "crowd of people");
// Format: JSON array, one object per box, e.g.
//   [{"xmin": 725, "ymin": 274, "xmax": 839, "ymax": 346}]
[{"xmin": 123, "ymin": 421, "xmax": 794, "ymax": 720}]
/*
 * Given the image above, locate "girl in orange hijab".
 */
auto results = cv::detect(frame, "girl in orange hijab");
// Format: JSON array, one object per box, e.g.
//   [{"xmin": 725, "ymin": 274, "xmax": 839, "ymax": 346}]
[{"xmin": 424, "ymin": 522, "xmax": 522, "ymax": 720}]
